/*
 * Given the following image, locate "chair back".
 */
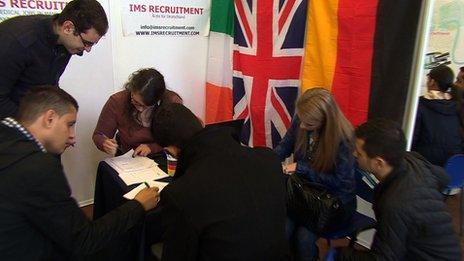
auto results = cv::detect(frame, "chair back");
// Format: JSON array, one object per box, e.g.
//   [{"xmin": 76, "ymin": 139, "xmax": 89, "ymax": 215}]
[{"xmin": 444, "ymin": 154, "xmax": 464, "ymax": 189}]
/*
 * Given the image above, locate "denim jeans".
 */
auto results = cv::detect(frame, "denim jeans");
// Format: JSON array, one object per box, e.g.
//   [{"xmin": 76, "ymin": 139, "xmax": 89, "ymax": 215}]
[{"xmin": 286, "ymin": 218, "xmax": 319, "ymax": 261}]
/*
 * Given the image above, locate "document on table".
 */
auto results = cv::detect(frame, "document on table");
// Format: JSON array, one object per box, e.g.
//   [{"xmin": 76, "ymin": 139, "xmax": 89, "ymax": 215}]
[
  {"xmin": 105, "ymin": 149, "xmax": 156, "ymax": 173},
  {"xmin": 119, "ymin": 165, "xmax": 169, "ymax": 185},
  {"xmin": 123, "ymin": 180, "xmax": 169, "ymax": 200},
  {"xmin": 105, "ymin": 149, "xmax": 169, "ymax": 185}
]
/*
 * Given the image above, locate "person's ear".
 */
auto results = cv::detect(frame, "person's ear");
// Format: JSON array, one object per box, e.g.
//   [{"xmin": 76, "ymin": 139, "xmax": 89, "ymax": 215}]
[
  {"xmin": 373, "ymin": 156, "xmax": 388, "ymax": 171},
  {"xmin": 41, "ymin": 109, "xmax": 58, "ymax": 129},
  {"xmin": 61, "ymin": 20, "xmax": 76, "ymax": 35}
]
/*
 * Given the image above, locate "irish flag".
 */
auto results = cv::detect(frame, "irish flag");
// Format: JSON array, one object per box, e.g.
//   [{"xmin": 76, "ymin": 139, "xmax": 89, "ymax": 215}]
[{"xmin": 205, "ymin": 0, "xmax": 234, "ymax": 123}]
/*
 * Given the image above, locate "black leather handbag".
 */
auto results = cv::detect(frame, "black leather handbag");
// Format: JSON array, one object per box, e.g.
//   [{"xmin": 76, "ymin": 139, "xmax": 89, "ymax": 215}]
[{"xmin": 286, "ymin": 174, "xmax": 344, "ymax": 234}]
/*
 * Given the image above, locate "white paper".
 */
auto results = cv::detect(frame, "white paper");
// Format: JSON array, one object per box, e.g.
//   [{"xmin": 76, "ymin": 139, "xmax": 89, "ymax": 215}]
[
  {"xmin": 105, "ymin": 149, "xmax": 157, "ymax": 174},
  {"xmin": 123, "ymin": 180, "xmax": 169, "ymax": 200},
  {"xmin": 119, "ymin": 165, "xmax": 169, "ymax": 185}
]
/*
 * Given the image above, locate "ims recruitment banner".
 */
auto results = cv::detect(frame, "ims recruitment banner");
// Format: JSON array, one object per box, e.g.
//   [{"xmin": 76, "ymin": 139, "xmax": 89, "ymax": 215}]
[
  {"xmin": 0, "ymin": 0, "xmax": 70, "ymax": 22},
  {"xmin": 121, "ymin": 0, "xmax": 210, "ymax": 37}
]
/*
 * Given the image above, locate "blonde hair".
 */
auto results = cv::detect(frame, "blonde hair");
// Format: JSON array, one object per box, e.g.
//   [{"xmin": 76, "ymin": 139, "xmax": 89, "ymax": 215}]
[{"xmin": 295, "ymin": 88, "xmax": 353, "ymax": 173}]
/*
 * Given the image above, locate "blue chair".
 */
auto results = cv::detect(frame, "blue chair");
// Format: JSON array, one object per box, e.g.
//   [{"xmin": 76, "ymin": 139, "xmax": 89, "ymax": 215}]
[
  {"xmin": 444, "ymin": 154, "xmax": 464, "ymax": 235},
  {"xmin": 324, "ymin": 247, "xmax": 337, "ymax": 261},
  {"xmin": 319, "ymin": 168, "xmax": 376, "ymax": 247}
]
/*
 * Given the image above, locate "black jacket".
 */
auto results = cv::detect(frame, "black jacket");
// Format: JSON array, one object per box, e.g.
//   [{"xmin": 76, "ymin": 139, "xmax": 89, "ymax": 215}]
[
  {"xmin": 336, "ymin": 153, "xmax": 461, "ymax": 261},
  {"xmin": 0, "ymin": 123, "xmax": 145, "ymax": 260},
  {"xmin": 0, "ymin": 15, "xmax": 71, "ymax": 119},
  {"xmin": 412, "ymin": 97, "xmax": 464, "ymax": 166},
  {"xmin": 160, "ymin": 127, "xmax": 289, "ymax": 260}
]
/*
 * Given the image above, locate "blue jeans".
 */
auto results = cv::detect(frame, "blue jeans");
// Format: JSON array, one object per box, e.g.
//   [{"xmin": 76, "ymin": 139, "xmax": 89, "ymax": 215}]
[{"xmin": 286, "ymin": 218, "xmax": 319, "ymax": 261}]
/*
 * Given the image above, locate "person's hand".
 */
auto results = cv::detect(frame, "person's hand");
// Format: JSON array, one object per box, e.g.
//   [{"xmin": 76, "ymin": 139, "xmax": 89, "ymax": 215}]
[
  {"xmin": 134, "ymin": 187, "xmax": 160, "ymax": 211},
  {"xmin": 102, "ymin": 138, "xmax": 118, "ymax": 155},
  {"xmin": 133, "ymin": 144, "xmax": 151, "ymax": 157},
  {"xmin": 283, "ymin": 163, "xmax": 297, "ymax": 175}
]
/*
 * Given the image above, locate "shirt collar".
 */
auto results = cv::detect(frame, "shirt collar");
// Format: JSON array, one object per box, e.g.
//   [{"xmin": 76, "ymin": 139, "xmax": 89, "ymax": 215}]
[
  {"xmin": 423, "ymin": 90, "xmax": 452, "ymax": 100},
  {"xmin": 1, "ymin": 117, "xmax": 47, "ymax": 153}
]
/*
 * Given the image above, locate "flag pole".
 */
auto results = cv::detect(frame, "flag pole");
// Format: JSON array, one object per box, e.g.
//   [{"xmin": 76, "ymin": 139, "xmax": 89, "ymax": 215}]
[{"xmin": 402, "ymin": 0, "xmax": 435, "ymax": 150}]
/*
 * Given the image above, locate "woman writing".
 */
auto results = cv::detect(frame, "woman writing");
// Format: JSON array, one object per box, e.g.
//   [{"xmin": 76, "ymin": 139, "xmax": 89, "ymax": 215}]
[
  {"xmin": 93, "ymin": 68, "xmax": 182, "ymax": 157},
  {"xmin": 274, "ymin": 88, "xmax": 356, "ymax": 261}
]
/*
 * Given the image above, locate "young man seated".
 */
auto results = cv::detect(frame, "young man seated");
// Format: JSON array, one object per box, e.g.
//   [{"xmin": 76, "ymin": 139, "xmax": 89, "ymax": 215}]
[
  {"xmin": 0, "ymin": 86, "xmax": 160, "ymax": 260},
  {"xmin": 336, "ymin": 118, "xmax": 461, "ymax": 260}
]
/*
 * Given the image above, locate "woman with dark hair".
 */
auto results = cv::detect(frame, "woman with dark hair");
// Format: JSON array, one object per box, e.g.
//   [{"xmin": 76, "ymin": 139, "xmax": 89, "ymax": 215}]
[
  {"xmin": 93, "ymin": 68, "xmax": 182, "ymax": 157},
  {"xmin": 412, "ymin": 65, "xmax": 464, "ymax": 166},
  {"xmin": 274, "ymin": 88, "xmax": 356, "ymax": 261}
]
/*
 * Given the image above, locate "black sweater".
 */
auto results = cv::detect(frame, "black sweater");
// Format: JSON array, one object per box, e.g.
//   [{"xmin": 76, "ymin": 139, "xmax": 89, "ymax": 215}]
[
  {"xmin": 0, "ymin": 15, "xmax": 71, "ymax": 118},
  {"xmin": 0, "ymin": 124, "xmax": 145, "ymax": 260}
]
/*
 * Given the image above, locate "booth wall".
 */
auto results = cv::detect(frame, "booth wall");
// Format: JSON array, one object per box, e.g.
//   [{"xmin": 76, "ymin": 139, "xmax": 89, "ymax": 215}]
[{"xmin": 60, "ymin": 0, "xmax": 208, "ymax": 205}]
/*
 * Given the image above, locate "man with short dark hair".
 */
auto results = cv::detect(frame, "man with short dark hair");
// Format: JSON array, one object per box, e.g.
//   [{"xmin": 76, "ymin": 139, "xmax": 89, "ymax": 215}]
[
  {"xmin": 335, "ymin": 118, "xmax": 461, "ymax": 260},
  {"xmin": 0, "ymin": 86, "xmax": 160, "ymax": 260},
  {"xmin": 151, "ymin": 103, "xmax": 289, "ymax": 260},
  {"xmin": 0, "ymin": 0, "xmax": 109, "ymax": 119}
]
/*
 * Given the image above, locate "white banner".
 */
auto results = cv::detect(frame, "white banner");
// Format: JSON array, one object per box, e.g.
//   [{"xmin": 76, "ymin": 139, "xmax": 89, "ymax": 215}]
[
  {"xmin": 121, "ymin": 0, "xmax": 210, "ymax": 37},
  {"xmin": 0, "ymin": 0, "xmax": 70, "ymax": 23}
]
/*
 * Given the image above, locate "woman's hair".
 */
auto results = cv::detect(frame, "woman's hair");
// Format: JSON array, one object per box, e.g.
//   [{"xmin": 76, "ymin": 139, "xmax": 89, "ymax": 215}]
[
  {"xmin": 124, "ymin": 68, "xmax": 166, "ymax": 106},
  {"xmin": 295, "ymin": 88, "xmax": 353, "ymax": 173},
  {"xmin": 428, "ymin": 65, "xmax": 455, "ymax": 92}
]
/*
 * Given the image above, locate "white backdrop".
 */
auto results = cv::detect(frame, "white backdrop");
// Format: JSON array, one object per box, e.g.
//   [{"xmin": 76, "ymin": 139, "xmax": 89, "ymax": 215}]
[{"xmin": 60, "ymin": 0, "xmax": 208, "ymax": 205}]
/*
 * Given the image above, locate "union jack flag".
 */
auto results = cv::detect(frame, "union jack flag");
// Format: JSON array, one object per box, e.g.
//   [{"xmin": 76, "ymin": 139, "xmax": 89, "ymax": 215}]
[{"xmin": 233, "ymin": 0, "xmax": 308, "ymax": 148}]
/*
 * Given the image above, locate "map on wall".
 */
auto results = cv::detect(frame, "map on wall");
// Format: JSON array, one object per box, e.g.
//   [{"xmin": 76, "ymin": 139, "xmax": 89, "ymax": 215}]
[
  {"xmin": 428, "ymin": 0, "xmax": 464, "ymax": 70},
  {"xmin": 419, "ymin": 0, "xmax": 464, "ymax": 93}
]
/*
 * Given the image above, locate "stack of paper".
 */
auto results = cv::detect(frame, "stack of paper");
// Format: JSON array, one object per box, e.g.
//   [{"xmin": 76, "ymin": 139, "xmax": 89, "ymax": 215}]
[{"xmin": 105, "ymin": 149, "xmax": 169, "ymax": 185}]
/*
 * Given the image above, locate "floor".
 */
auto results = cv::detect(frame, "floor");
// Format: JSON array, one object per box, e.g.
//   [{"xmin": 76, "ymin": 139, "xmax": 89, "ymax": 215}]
[{"xmin": 81, "ymin": 194, "xmax": 464, "ymax": 258}]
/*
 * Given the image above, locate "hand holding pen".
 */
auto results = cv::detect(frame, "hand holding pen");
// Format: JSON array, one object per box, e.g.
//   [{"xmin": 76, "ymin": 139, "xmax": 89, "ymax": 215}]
[
  {"xmin": 134, "ymin": 182, "xmax": 160, "ymax": 211},
  {"xmin": 97, "ymin": 131, "xmax": 121, "ymax": 155}
]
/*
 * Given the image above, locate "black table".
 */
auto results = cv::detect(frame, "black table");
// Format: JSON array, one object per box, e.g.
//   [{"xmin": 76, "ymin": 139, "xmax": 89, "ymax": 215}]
[{"xmin": 92, "ymin": 154, "xmax": 170, "ymax": 261}]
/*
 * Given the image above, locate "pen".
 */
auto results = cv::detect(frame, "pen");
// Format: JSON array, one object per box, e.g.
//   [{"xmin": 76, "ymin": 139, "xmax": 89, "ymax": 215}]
[
  {"xmin": 96, "ymin": 131, "xmax": 122, "ymax": 152},
  {"xmin": 144, "ymin": 182, "xmax": 150, "ymax": 188}
]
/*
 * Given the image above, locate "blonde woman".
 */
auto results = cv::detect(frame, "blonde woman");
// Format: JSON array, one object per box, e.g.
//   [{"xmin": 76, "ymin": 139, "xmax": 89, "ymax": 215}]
[{"xmin": 274, "ymin": 88, "xmax": 356, "ymax": 261}]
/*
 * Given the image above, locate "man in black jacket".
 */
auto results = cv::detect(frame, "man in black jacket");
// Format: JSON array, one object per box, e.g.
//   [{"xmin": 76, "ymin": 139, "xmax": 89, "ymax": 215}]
[
  {"xmin": 151, "ymin": 103, "xmax": 289, "ymax": 260},
  {"xmin": 412, "ymin": 65, "xmax": 464, "ymax": 166},
  {"xmin": 0, "ymin": 86, "xmax": 160, "ymax": 260},
  {"xmin": 0, "ymin": 0, "xmax": 108, "ymax": 119},
  {"xmin": 336, "ymin": 119, "xmax": 461, "ymax": 260}
]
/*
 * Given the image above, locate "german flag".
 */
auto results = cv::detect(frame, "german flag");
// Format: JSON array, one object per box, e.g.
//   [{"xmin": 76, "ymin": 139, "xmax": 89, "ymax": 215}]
[{"xmin": 301, "ymin": 0, "xmax": 422, "ymax": 126}]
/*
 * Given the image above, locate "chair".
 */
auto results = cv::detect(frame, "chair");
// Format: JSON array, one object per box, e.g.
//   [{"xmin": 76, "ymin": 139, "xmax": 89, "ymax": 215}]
[
  {"xmin": 319, "ymin": 168, "xmax": 376, "ymax": 247},
  {"xmin": 444, "ymin": 154, "xmax": 464, "ymax": 235},
  {"xmin": 323, "ymin": 247, "xmax": 338, "ymax": 261}
]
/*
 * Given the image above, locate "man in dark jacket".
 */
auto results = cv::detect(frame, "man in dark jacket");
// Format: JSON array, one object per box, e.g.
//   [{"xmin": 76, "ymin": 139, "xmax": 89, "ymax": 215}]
[
  {"xmin": 0, "ymin": 0, "xmax": 108, "ymax": 119},
  {"xmin": 412, "ymin": 96, "xmax": 464, "ymax": 166},
  {"xmin": 0, "ymin": 86, "xmax": 160, "ymax": 260},
  {"xmin": 336, "ymin": 119, "xmax": 461, "ymax": 260},
  {"xmin": 151, "ymin": 103, "xmax": 289, "ymax": 260},
  {"xmin": 412, "ymin": 65, "xmax": 464, "ymax": 166}
]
